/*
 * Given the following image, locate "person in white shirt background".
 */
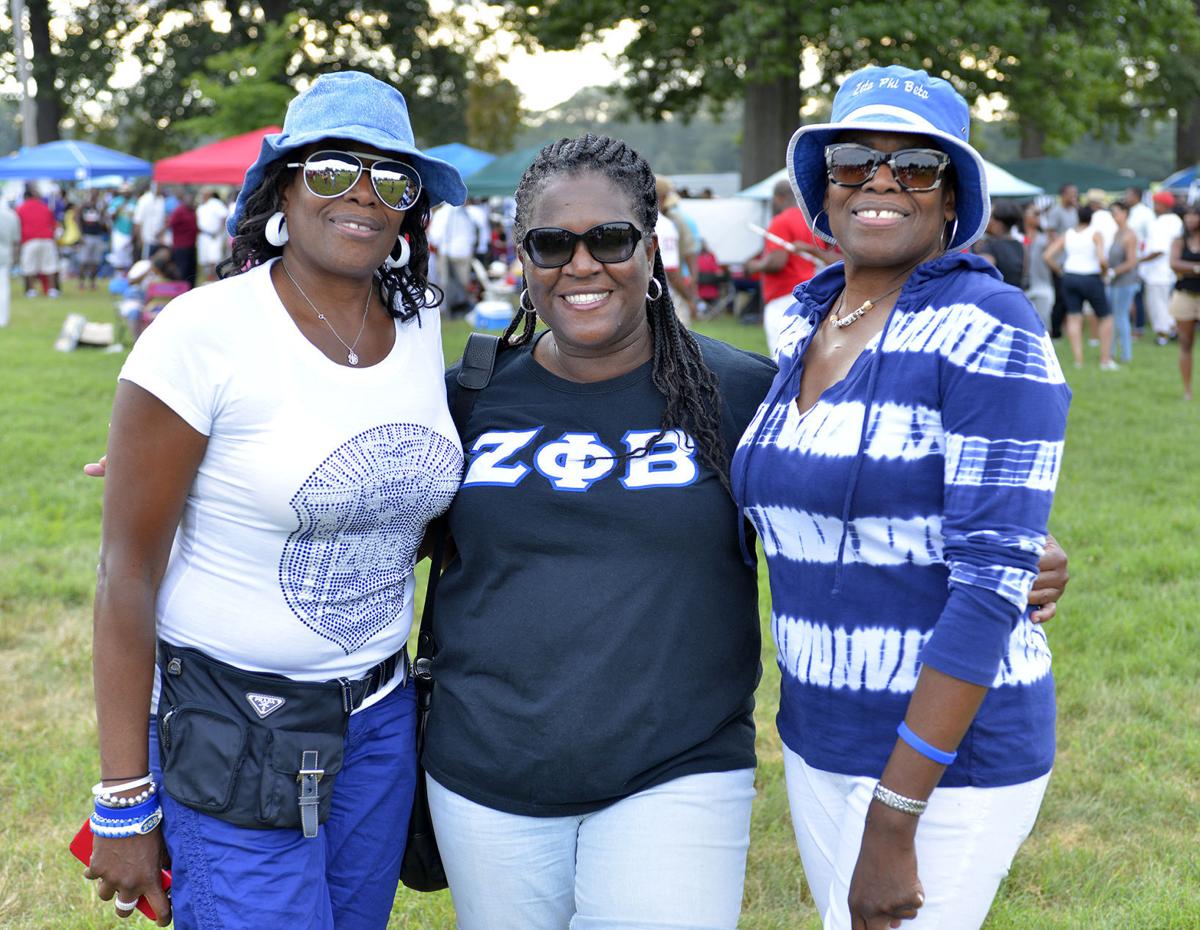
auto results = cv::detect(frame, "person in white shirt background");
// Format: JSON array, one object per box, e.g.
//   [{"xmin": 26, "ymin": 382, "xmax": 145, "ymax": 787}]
[
  {"xmin": 0, "ymin": 198, "xmax": 19, "ymax": 327},
  {"xmin": 428, "ymin": 199, "xmax": 488, "ymax": 315},
  {"xmin": 133, "ymin": 186, "xmax": 167, "ymax": 260},
  {"xmin": 195, "ymin": 189, "xmax": 230, "ymax": 282},
  {"xmin": 1140, "ymin": 191, "xmax": 1184, "ymax": 345}
]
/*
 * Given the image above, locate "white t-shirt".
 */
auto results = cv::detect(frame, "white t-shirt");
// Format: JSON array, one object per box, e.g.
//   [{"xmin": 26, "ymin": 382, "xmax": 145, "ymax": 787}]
[
  {"xmin": 428, "ymin": 204, "xmax": 487, "ymax": 259},
  {"xmin": 1127, "ymin": 202, "xmax": 1155, "ymax": 254},
  {"xmin": 655, "ymin": 214, "xmax": 681, "ymax": 272},
  {"xmin": 133, "ymin": 192, "xmax": 165, "ymax": 242},
  {"xmin": 1141, "ymin": 213, "xmax": 1184, "ymax": 285},
  {"xmin": 1062, "ymin": 227, "xmax": 1102, "ymax": 275},
  {"xmin": 195, "ymin": 198, "xmax": 230, "ymax": 265},
  {"xmin": 120, "ymin": 261, "xmax": 463, "ymax": 694},
  {"xmin": 1088, "ymin": 208, "xmax": 1116, "ymax": 256}
]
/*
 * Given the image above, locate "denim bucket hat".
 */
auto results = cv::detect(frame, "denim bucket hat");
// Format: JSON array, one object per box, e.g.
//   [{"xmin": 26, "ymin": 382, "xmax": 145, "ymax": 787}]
[
  {"xmin": 227, "ymin": 71, "xmax": 468, "ymax": 236},
  {"xmin": 787, "ymin": 65, "xmax": 989, "ymax": 251}
]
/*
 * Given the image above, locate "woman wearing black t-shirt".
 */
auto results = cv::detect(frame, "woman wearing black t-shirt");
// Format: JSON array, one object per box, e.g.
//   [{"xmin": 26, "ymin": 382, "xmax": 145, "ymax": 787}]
[{"xmin": 1169, "ymin": 204, "xmax": 1200, "ymax": 400}]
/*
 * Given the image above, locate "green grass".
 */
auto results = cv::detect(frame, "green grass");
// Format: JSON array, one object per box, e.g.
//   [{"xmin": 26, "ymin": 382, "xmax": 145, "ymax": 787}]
[{"xmin": 1, "ymin": 283, "xmax": 1197, "ymax": 928}]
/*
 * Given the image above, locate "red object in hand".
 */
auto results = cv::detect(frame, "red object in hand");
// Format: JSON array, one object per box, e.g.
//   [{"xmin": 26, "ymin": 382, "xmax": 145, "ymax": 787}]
[{"xmin": 70, "ymin": 820, "xmax": 172, "ymax": 920}]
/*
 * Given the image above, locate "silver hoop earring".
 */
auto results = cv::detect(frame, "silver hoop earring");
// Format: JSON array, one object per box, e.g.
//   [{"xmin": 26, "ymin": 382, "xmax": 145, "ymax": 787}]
[
  {"xmin": 265, "ymin": 211, "xmax": 289, "ymax": 247},
  {"xmin": 519, "ymin": 288, "xmax": 536, "ymax": 316},
  {"xmin": 944, "ymin": 217, "xmax": 959, "ymax": 250},
  {"xmin": 384, "ymin": 235, "xmax": 410, "ymax": 270},
  {"xmin": 646, "ymin": 277, "xmax": 663, "ymax": 301},
  {"xmin": 811, "ymin": 209, "xmax": 834, "ymax": 244}
]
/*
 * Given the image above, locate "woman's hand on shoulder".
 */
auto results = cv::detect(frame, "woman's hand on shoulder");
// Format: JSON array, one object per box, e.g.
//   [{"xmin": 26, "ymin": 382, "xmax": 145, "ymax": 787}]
[
  {"xmin": 1029, "ymin": 533, "xmax": 1069, "ymax": 623},
  {"xmin": 84, "ymin": 831, "xmax": 172, "ymax": 926}
]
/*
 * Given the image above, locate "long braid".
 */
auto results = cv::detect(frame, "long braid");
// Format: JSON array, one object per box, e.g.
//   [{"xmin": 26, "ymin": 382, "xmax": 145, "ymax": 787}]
[
  {"xmin": 511, "ymin": 134, "xmax": 731, "ymax": 493},
  {"xmin": 217, "ymin": 159, "xmax": 443, "ymax": 321}
]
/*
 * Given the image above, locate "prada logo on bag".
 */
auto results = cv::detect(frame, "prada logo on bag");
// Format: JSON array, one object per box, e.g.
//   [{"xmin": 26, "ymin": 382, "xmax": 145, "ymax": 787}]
[{"xmin": 246, "ymin": 692, "xmax": 286, "ymax": 718}]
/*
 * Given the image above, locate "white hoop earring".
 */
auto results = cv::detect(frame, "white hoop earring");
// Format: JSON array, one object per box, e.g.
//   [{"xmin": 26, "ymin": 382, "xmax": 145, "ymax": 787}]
[
  {"xmin": 265, "ymin": 211, "xmax": 289, "ymax": 247},
  {"xmin": 384, "ymin": 235, "xmax": 410, "ymax": 269},
  {"xmin": 519, "ymin": 288, "xmax": 536, "ymax": 316},
  {"xmin": 646, "ymin": 277, "xmax": 663, "ymax": 301}
]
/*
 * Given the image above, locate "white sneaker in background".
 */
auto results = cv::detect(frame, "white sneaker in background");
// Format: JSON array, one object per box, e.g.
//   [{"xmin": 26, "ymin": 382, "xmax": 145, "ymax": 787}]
[
  {"xmin": 1099, "ymin": 360, "xmax": 1120, "ymax": 371},
  {"xmin": 25, "ymin": 289, "xmax": 37, "ymax": 298},
  {"xmin": 48, "ymin": 288, "xmax": 60, "ymax": 298}
]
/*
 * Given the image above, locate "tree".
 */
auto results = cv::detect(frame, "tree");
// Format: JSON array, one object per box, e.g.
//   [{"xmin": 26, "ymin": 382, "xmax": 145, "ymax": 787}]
[
  {"xmin": 14, "ymin": 0, "xmax": 128, "ymax": 143},
  {"xmin": 498, "ymin": 0, "xmax": 1200, "ymax": 182},
  {"xmin": 465, "ymin": 60, "xmax": 524, "ymax": 153},
  {"xmin": 3, "ymin": 1, "xmax": 479, "ymax": 156}
]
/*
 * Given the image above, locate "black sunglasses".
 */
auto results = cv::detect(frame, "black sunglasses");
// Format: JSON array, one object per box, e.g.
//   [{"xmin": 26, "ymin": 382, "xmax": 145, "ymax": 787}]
[
  {"xmin": 825, "ymin": 143, "xmax": 950, "ymax": 193},
  {"xmin": 522, "ymin": 222, "xmax": 644, "ymax": 269},
  {"xmin": 285, "ymin": 149, "xmax": 423, "ymax": 211}
]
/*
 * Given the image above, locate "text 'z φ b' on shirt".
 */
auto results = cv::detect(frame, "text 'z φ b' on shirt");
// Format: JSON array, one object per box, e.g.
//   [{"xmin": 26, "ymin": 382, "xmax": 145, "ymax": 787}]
[
  {"xmin": 422, "ymin": 334, "xmax": 777, "ymax": 816},
  {"xmin": 731, "ymin": 251, "xmax": 1071, "ymax": 788},
  {"xmin": 117, "ymin": 260, "xmax": 463, "ymax": 705}
]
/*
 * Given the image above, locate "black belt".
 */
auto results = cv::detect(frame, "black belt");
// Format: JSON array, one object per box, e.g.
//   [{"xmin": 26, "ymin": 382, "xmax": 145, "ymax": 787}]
[{"xmin": 339, "ymin": 646, "xmax": 409, "ymax": 714}]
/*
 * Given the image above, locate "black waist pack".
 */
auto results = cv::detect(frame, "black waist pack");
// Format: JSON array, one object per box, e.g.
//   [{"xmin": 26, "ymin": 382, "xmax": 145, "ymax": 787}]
[{"xmin": 155, "ymin": 640, "xmax": 356, "ymax": 837}]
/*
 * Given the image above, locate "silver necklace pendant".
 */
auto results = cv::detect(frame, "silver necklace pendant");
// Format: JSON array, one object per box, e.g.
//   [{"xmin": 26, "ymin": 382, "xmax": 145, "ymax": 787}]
[{"xmin": 347, "ymin": 351, "xmax": 359, "ymax": 365}]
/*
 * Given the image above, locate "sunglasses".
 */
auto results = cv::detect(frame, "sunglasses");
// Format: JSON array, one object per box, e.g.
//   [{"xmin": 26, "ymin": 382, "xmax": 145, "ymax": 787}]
[
  {"xmin": 522, "ymin": 222, "xmax": 644, "ymax": 269},
  {"xmin": 825, "ymin": 143, "xmax": 950, "ymax": 192},
  {"xmin": 285, "ymin": 149, "xmax": 423, "ymax": 211}
]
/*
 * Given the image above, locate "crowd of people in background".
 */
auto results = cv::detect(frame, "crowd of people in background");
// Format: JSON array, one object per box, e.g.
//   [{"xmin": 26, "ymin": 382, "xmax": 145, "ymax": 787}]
[{"xmin": 3, "ymin": 166, "xmax": 1197, "ymax": 399}]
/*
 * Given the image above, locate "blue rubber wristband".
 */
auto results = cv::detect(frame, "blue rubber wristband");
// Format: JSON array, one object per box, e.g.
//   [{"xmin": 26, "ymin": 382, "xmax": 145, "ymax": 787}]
[{"xmin": 897, "ymin": 721, "xmax": 958, "ymax": 765}]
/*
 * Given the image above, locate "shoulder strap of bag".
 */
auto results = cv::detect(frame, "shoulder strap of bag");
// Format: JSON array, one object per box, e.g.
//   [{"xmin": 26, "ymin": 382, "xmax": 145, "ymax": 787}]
[{"xmin": 414, "ymin": 332, "xmax": 502, "ymax": 673}]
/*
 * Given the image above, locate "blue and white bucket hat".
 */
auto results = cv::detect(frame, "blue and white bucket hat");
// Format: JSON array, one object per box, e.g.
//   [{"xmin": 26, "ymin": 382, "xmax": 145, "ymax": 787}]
[
  {"xmin": 227, "ymin": 71, "xmax": 468, "ymax": 236},
  {"xmin": 787, "ymin": 65, "xmax": 989, "ymax": 252}
]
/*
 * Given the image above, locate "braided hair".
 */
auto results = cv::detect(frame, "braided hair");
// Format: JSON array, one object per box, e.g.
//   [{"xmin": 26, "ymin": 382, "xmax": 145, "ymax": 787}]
[
  {"xmin": 216, "ymin": 157, "xmax": 441, "ymax": 321},
  {"xmin": 506, "ymin": 133, "xmax": 731, "ymax": 493}
]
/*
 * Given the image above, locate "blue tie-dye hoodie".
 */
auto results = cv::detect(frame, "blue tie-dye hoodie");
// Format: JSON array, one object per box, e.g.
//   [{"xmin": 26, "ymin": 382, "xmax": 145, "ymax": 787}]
[{"xmin": 731, "ymin": 251, "xmax": 1071, "ymax": 787}]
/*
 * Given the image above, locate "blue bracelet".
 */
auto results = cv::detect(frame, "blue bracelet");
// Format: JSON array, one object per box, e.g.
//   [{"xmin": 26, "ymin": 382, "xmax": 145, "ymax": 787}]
[{"xmin": 897, "ymin": 721, "xmax": 958, "ymax": 765}]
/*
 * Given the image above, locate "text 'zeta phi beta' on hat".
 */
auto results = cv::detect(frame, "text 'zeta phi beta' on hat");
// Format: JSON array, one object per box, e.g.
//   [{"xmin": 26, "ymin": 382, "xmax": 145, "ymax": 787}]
[
  {"xmin": 227, "ymin": 71, "xmax": 468, "ymax": 237},
  {"xmin": 787, "ymin": 65, "xmax": 989, "ymax": 252}
]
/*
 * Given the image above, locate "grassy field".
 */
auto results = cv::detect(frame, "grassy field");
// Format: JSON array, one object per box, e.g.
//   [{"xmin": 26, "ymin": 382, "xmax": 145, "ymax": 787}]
[{"xmin": 1, "ymin": 282, "xmax": 1197, "ymax": 929}]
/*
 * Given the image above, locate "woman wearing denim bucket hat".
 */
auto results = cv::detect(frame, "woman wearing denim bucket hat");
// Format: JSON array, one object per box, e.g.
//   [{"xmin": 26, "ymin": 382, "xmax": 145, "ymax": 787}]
[
  {"xmin": 85, "ymin": 71, "xmax": 467, "ymax": 929},
  {"xmin": 731, "ymin": 66, "xmax": 1071, "ymax": 928}
]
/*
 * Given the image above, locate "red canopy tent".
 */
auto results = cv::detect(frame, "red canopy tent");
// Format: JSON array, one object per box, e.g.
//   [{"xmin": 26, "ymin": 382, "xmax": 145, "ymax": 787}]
[{"xmin": 153, "ymin": 126, "xmax": 281, "ymax": 185}]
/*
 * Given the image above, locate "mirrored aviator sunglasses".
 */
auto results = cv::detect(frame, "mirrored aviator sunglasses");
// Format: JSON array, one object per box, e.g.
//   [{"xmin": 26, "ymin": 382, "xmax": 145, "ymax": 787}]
[
  {"xmin": 824, "ymin": 143, "xmax": 950, "ymax": 192},
  {"xmin": 286, "ymin": 149, "xmax": 423, "ymax": 211},
  {"xmin": 522, "ymin": 222, "xmax": 644, "ymax": 269}
]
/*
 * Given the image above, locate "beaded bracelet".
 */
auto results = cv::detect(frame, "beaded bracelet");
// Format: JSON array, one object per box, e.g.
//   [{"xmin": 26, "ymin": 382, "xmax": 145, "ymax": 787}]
[
  {"xmin": 897, "ymin": 721, "xmax": 958, "ymax": 766},
  {"xmin": 94, "ymin": 793, "xmax": 160, "ymax": 821},
  {"xmin": 92, "ymin": 776, "xmax": 158, "ymax": 809}
]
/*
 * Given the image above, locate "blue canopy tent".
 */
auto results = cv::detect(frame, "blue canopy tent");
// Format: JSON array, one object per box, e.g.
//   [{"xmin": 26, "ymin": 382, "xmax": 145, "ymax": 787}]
[
  {"xmin": 424, "ymin": 143, "xmax": 495, "ymax": 180},
  {"xmin": 1162, "ymin": 164, "xmax": 1198, "ymax": 192},
  {"xmin": 0, "ymin": 140, "xmax": 152, "ymax": 181}
]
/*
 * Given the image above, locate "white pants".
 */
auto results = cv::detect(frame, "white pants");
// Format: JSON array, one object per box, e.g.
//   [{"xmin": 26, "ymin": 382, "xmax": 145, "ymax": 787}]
[
  {"xmin": 428, "ymin": 768, "xmax": 755, "ymax": 930},
  {"xmin": 784, "ymin": 747, "xmax": 1050, "ymax": 930},
  {"xmin": 763, "ymin": 294, "xmax": 795, "ymax": 360},
  {"xmin": 1143, "ymin": 282, "xmax": 1177, "ymax": 337}
]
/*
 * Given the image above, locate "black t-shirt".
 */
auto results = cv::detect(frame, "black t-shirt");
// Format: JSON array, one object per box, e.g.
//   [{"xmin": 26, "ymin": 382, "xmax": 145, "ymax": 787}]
[
  {"xmin": 80, "ymin": 207, "xmax": 106, "ymax": 236},
  {"xmin": 974, "ymin": 235, "xmax": 1026, "ymax": 289},
  {"xmin": 423, "ymin": 333, "xmax": 777, "ymax": 816}
]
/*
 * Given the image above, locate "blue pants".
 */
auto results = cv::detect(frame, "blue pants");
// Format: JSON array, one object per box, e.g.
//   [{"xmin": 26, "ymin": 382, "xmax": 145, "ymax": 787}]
[{"xmin": 149, "ymin": 681, "xmax": 418, "ymax": 930}]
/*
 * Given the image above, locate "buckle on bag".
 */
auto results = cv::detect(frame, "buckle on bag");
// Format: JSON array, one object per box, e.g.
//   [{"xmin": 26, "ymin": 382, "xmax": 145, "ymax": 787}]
[{"xmin": 297, "ymin": 749, "xmax": 324, "ymax": 839}]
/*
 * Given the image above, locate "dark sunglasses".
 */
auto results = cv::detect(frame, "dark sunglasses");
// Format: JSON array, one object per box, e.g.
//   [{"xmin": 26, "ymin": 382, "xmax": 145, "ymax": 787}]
[
  {"xmin": 522, "ymin": 222, "xmax": 644, "ymax": 269},
  {"xmin": 825, "ymin": 143, "xmax": 950, "ymax": 192},
  {"xmin": 285, "ymin": 149, "xmax": 423, "ymax": 211}
]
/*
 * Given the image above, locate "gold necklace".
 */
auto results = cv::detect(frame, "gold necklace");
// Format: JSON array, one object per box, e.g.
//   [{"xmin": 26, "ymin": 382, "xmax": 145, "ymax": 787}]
[{"xmin": 281, "ymin": 261, "xmax": 373, "ymax": 365}]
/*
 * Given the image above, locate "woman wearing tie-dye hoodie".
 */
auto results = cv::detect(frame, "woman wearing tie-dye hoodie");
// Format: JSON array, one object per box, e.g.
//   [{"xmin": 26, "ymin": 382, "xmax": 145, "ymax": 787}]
[{"xmin": 732, "ymin": 66, "xmax": 1070, "ymax": 930}]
